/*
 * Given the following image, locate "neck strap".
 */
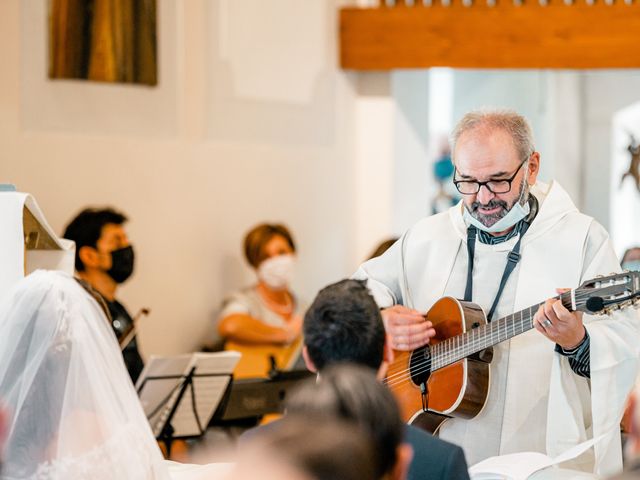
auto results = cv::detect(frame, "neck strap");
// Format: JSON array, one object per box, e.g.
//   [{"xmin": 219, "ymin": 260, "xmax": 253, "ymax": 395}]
[{"xmin": 463, "ymin": 220, "xmax": 531, "ymax": 322}]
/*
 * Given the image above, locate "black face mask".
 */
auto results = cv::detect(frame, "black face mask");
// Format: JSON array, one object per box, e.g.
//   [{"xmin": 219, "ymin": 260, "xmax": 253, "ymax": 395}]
[{"xmin": 106, "ymin": 245, "xmax": 135, "ymax": 284}]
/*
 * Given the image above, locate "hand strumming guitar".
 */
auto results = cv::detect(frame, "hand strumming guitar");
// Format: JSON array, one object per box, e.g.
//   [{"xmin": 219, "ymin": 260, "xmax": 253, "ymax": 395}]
[{"xmin": 381, "ymin": 305, "xmax": 436, "ymax": 351}]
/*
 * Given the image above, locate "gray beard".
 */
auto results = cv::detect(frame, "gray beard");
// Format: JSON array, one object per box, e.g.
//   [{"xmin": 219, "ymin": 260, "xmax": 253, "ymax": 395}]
[{"xmin": 468, "ymin": 178, "xmax": 529, "ymax": 228}]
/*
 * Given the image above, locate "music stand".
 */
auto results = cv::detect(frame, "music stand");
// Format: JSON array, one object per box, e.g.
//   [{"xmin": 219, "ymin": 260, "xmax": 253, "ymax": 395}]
[{"xmin": 136, "ymin": 351, "xmax": 240, "ymax": 456}]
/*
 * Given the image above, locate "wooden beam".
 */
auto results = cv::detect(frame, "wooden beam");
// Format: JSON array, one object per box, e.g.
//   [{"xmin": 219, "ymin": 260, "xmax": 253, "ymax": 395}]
[{"xmin": 340, "ymin": 3, "xmax": 640, "ymax": 69}]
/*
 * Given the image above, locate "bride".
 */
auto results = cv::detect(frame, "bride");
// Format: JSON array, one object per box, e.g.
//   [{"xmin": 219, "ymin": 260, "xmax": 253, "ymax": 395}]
[{"xmin": 0, "ymin": 270, "xmax": 229, "ymax": 480}]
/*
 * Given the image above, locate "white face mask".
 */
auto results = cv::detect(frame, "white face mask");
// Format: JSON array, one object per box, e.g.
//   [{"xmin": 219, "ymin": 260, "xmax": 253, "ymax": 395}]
[
  {"xmin": 463, "ymin": 176, "xmax": 530, "ymax": 233},
  {"xmin": 257, "ymin": 254, "xmax": 296, "ymax": 290},
  {"xmin": 463, "ymin": 199, "xmax": 530, "ymax": 233}
]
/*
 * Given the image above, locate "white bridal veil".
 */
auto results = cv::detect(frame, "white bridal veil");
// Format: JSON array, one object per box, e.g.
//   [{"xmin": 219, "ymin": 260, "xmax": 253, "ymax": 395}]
[{"xmin": 0, "ymin": 270, "xmax": 170, "ymax": 480}]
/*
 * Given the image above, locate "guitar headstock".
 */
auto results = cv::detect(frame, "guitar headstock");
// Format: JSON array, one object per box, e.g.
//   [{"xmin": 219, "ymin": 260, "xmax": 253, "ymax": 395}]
[{"xmin": 573, "ymin": 271, "xmax": 640, "ymax": 315}]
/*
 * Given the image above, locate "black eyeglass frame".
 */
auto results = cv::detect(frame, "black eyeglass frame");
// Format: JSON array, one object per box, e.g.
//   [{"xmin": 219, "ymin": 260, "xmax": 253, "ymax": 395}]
[{"xmin": 452, "ymin": 157, "xmax": 530, "ymax": 195}]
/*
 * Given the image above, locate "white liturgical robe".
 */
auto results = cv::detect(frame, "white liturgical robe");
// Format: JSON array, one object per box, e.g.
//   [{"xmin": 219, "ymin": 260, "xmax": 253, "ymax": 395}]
[{"xmin": 354, "ymin": 181, "xmax": 640, "ymax": 476}]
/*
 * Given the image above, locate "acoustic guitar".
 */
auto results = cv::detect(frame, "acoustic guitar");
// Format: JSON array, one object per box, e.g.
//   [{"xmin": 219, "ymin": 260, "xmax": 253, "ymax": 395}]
[
  {"xmin": 384, "ymin": 271, "xmax": 640, "ymax": 432},
  {"xmin": 224, "ymin": 337, "xmax": 303, "ymax": 379}
]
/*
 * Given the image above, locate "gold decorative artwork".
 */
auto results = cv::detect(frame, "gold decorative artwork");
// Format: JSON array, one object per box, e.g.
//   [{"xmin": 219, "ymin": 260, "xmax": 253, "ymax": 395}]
[{"xmin": 48, "ymin": 0, "xmax": 157, "ymax": 86}]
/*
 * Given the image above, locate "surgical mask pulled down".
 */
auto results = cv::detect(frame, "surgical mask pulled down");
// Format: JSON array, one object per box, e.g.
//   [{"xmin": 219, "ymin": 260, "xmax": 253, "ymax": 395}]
[
  {"xmin": 257, "ymin": 254, "xmax": 296, "ymax": 290},
  {"xmin": 463, "ymin": 174, "xmax": 530, "ymax": 233},
  {"xmin": 464, "ymin": 198, "xmax": 530, "ymax": 234}
]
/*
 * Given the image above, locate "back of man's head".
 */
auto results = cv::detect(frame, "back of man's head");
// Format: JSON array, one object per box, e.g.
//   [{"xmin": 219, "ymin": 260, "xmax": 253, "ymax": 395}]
[
  {"xmin": 237, "ymin": 414, "xmax": 377, "ymax": 480},
  {"xmin": 286, "ymin": 364, "xmax": 410, "ymax": 480},
  {"xmin": 63, "ymin": 208, "xmax": 127, "ymax": 272},
  {"xmin": 303, "ymin": 279, "xmax": 385, "ymax": 372}
]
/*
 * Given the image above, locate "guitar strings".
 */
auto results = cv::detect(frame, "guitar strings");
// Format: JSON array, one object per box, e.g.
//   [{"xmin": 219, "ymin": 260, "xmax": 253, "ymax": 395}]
[
  {"xmin": 383, "ymin": 301, "xmax": 547, "ymax": 384},
  {"xmin": 384, "ymin": 293, "xmax": 597, "ymax": 389},
  {"xmin": 383, "ymin": 291, "xmax": 597, "ymax": 389},
  {"xmin": 386, "ymin": 287, "xmax": 638, "ymax": 388},
  {"xmin": 383, "ymin": 293, "xmax": 566, "ymax": 373},
  {"xmin": 385, "ymin": 291, "xmax": 594, "ymax": 388}
]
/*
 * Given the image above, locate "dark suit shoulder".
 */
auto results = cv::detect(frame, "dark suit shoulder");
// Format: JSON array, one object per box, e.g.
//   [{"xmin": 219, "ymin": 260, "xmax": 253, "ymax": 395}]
[{"xmin": 405, "ymin": 425, "xmax": 469, "ymax": 480}]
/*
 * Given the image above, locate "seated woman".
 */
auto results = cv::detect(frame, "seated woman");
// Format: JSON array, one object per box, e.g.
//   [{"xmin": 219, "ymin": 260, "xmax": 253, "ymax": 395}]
[
  {"xmin": 217, "ymin": 223, "xmax": 306, "ymax": 378},
  {"xmin": 0, "ymin": 270, "xmax": 231, "ymax": 480}
]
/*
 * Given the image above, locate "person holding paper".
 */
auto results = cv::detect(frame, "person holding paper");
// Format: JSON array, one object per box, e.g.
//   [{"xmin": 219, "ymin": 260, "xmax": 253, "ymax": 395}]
[
  {"xmin": 353, "ymin": 109, "xmax": 640, "ymax": 475},
  {"xmin": 63, "ymin": 207, "xmax": 144, "ymax": 383}
]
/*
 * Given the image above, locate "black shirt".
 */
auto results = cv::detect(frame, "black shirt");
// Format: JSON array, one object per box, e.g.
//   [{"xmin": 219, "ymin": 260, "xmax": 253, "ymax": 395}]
[{"xmin": 106, "ymin": 298, "xmax": 145, "ymax": 384}]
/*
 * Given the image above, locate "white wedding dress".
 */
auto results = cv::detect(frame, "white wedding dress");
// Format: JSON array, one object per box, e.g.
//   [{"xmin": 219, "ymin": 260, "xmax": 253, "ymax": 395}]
[{"xmin": 0, "ymin": 270, "xmax": 231, "ymax": 480}]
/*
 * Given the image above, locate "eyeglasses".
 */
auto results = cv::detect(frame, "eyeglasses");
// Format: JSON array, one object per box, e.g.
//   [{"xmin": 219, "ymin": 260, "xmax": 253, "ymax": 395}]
[{"xmin": 453, "ymin": 159, "xmax": 528, "ymax": 195}]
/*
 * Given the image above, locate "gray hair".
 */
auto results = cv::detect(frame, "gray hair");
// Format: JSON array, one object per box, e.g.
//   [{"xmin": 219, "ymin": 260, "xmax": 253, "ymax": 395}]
[{"xmin": 450, "ymin": 109, "xmax": 535, "ymax": 162}]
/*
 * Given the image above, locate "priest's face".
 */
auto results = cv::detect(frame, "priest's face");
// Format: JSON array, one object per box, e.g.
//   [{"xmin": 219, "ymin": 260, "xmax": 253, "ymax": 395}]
[{"xmin": 453, "ymin": 127, "xmax": 539, "ymax": 228}]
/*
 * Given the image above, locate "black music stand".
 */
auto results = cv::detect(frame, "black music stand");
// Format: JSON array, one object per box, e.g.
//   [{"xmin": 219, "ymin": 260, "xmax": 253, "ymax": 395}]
[
  {"xmin": 136, "ymin": 352, "xmax": 240, "ymax": 456},
  {"xmin": 210, "ymin": 369, "xmax": 313, "ymax": 425}
]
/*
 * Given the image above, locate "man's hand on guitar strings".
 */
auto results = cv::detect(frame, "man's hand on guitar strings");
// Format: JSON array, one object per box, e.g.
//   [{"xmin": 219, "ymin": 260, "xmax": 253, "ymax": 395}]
[
  {"xmin": 533, "ymin": 289, "xmax": 586, "ymax": 350},
  {"xmin": 381, "ymin": 305, "xmax": 436, "ymax": 351}
]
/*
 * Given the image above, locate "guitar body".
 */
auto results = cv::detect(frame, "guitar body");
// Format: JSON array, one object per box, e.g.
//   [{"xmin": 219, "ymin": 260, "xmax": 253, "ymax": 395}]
[
  {"xmin": 387, "ymin": 297, "xmax": 491, "ymax": 432},
  {"xmin": 224, "ymin": 337, "xmax": 303, "ymax": 378}
]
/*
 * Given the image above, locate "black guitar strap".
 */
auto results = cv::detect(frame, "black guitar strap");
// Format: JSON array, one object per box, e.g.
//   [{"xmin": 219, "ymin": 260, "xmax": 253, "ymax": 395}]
[{"xmin": 464, "ymin": 221, "xmax": 531, "ymax": 322}]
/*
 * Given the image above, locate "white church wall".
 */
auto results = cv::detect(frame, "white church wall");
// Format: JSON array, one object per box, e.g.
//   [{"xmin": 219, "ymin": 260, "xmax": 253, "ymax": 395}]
[
  {"xmin": 611, "ymin": 102, "xmax": 640, "ymax": 257},
  {"xmin": 1, "ymin": 0, "xmax": 358, "ymax": 356}
]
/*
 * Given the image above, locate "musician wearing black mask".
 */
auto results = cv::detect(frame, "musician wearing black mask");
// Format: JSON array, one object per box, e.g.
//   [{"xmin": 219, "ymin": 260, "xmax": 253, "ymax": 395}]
[{"xmin": 63, "ymin": 208, "xmax": 144, "ymax": 383}]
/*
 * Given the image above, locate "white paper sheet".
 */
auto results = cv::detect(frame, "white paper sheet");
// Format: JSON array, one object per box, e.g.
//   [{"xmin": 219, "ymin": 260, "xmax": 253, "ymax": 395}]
[
  {"xmin": 137, "ymin": 352, "xmax": 241, "ymax": 438},
  {"xmin": 469, "ymin": 435, "xmax": 605, "ymax": 480}
]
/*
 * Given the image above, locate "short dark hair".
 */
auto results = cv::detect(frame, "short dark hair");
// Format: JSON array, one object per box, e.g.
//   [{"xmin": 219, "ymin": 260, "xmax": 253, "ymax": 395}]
[
  {"xmin": 286, "ymin": 364, "xmax": 403, "ymax": 478},
  {"xmin": 303, "ymin": 279, "xmax": 384, "ymax": 371},
  {"xmin": 243, "ymin": 223, "xmax": 296, "ymax": 268},
  {"xmin": 63, "ymin": 208, "xmax": 128, "ymax": 271}
]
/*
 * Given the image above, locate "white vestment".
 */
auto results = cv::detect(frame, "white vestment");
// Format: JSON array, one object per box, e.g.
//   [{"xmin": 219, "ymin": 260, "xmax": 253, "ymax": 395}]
[{"xmin": 354, "ymin": 181, "xmax": 640, "ymax": 476}]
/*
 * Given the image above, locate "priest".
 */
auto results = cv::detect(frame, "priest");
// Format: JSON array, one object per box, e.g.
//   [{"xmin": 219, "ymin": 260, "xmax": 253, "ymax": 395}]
[{"xmin": 354, "ymin": 109, "xmax": 640, "ymax": 476}]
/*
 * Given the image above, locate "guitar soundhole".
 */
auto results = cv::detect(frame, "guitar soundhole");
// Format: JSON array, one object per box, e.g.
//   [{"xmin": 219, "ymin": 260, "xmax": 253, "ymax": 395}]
[{"xmin": 409, "ymin": 346, "xmax": 431, "ymax": 387}]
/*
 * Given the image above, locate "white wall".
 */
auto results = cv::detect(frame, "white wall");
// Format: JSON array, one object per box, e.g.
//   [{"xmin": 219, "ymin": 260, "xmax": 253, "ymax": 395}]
[
  {"xmin": 4, "ymin": 1, "xmax": 640, "ymax": 359},
  {"xmin": 1, "ymin": 0, "xmax": 359, "ymax": 357},
  {"xmin": 611, "ymin": 102, "xmax": 640, "ymax": 256},
  {"xmin": 387, "ymin": 69, "xmax": 640, "ymax": 237},
  {"xmin": 582, "ymin": 71, "xmax": 640, "ymax": 230}
]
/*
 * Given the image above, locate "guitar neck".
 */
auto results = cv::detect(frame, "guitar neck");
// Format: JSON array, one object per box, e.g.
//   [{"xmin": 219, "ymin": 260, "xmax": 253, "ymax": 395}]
[{"xmin": 431, "ymin": 291, "xmax": 572, "ymax": 371}]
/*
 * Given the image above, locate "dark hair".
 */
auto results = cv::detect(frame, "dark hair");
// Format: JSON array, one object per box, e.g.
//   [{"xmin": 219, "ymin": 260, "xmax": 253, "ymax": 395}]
[
  {"xmin": 63, "ymin": 208, "xmax": 128, "ymax": 271},
  {"xmin": 246, "ymin": 415, "xmax": 377, "ymax": 480},
  {"xmin": 286, "ymin": 364, "xmax": 403, "ymax": 478},
  {"xmin": 243, "ymin": 223, "xmax": 296, "ymax": 268},
  {"xmin": 368, "ymin": 237, "xmax": 399, "ymax": 260},
  {"xmin": 303, "ymin": 279, "xmax": 384, "ymax": 371}
]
